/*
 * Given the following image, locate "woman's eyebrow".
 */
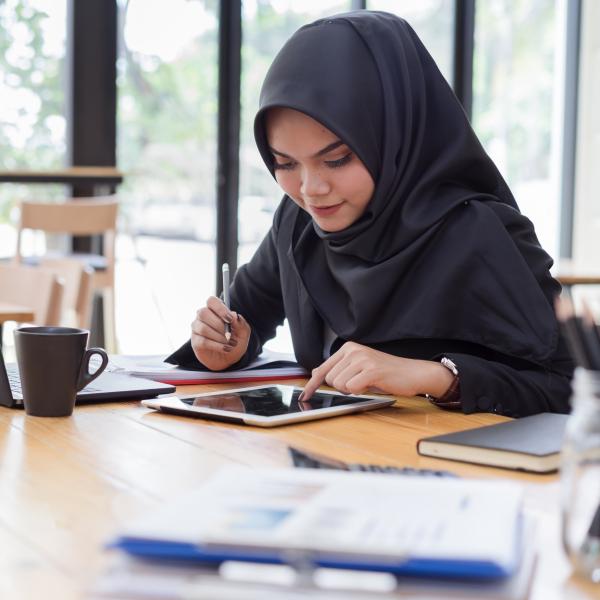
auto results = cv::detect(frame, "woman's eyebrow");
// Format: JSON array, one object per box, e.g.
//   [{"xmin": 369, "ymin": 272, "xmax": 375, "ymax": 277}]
[
  {"xmin": 314, "ymin": 140, "xmax": 344, "ymax": 157},
  {"xmin": 269, "ymin": 140, "xmax": 345, "ymax": 159},
  {"xmin": 269, "ymin": 147, "xmax": 292, "ymax": 158}
]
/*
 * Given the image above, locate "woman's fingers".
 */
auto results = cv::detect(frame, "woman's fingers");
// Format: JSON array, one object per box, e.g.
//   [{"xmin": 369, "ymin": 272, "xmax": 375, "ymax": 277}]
[
  {"xmin": 207, "ymin": 295, "xmax": 235, "ymax": 325},
  {"xmin": 301, "ymin": 343, "xmax": 383, "ymax": 400},
  {"xmin": 300, "ymin": 370, "xmax": 326, "ymax": 403},
  {"xmin": 343, "ymin": 370, "xmax": 376, "ymax": 395},
  {"xmin": 189, "ymin": 293, "xmax": 254, "ymax": 372},
  {"xmin": 300, "ymin": 351, "xmax": 345, "ymax": 401},
  {"xmin": 191, "ymin": 319, "xmax": 238, "ymax": 346},
  {"xmin": 191, "ymin": 331, "xmax": 236, "ymax": 353},
  {"xmin": 325, "ymin": 360, "xmax": 366, "ymax": 394},
  {"xmin": 194, "ymin": 308, "xmax": 227, "ymax": 339},
  {"xmin": 190, "ymin": 298, "xmax": 252, "ymax": 371},
  {"xmin": 229, "ymin": 312, "xmax": 250, "ymax": 339},
  {"xmin": 195, "ymin": 297, "xmax": 250, "ymax": 345}
]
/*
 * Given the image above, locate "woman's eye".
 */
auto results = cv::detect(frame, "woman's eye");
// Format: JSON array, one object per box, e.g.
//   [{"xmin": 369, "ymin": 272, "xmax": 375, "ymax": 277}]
[
  {"xmin": 273, "ymin": 160, "xmax": 296, "ymax": 171},
  {"xmin": 325, "ymin": 153, "xmax": 353, "ymax": 169}
]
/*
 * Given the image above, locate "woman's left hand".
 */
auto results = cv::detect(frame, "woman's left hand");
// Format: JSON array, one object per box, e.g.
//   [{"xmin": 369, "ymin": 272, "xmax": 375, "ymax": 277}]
[{"xmin": 300, "ymin": 342, "xmax": 454, "ymax": 401}]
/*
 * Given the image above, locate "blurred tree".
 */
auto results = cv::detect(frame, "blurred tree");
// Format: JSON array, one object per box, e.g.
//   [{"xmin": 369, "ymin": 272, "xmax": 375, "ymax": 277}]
[
  {"xmin": 473, "ymin": 0, "xmax": 556, "ymax": 185},
  {"xmin": 0, "ymin": 0, "xmax": 66, "ymax": 220},
  {"xmin": 117, "ymin": 0, "xmax": 218, "ymax": 215}
]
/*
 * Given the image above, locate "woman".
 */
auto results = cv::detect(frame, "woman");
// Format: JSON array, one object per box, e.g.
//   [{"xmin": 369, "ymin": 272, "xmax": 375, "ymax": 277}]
[{"xmin": 169, "ymin": 11, "xmax": 572, "ymax": 417}]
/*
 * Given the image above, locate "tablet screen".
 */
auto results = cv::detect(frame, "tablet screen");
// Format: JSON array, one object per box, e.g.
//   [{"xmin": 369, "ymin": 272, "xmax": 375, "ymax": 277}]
[{"xmin": 178, "ymin": 385, "xmax": 367, "ymax": 417}]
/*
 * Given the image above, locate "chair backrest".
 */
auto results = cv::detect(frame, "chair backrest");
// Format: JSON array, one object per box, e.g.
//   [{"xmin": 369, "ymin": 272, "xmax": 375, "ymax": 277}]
[
  {"xmin": 15, "ymin": 196, "xmax": 119, "ymax": 267},
  {"xmin": 0, "ymin": 264, "xmax": 64, "ymax": 326},
  {"xmin": 17, "ymin": 196, "xmax": 119, "ymax": 235},
  {"xmin": 38, "ymin": 258, "xmax": 94, "ymax": 328}
]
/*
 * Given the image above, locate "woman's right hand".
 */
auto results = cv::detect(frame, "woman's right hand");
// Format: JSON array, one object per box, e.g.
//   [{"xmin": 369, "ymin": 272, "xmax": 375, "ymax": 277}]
[{"xmin": 191, "ymin": 296, "xmax": 251, "ymax": 371}]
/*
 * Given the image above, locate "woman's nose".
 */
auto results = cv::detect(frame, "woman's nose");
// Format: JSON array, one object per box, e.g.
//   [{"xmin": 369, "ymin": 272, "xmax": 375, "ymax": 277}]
[{"xmin": 300, "ymin": 169, "xmax": 330, "ymax": 198}]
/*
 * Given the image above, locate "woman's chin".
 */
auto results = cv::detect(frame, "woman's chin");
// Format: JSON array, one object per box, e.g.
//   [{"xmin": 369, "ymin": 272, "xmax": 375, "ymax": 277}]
[
  {"xmin": 314, "ymin": 219, "xmax": 349, "ymax": 232},
  {"xmin": 311, "ymin": 212, "xmax": 355, "ymax": 232}
]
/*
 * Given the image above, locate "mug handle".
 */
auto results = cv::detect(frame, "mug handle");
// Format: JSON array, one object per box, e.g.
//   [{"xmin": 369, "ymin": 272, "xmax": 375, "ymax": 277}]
[{"xmin": 77, "ymin": 347, "xmax": 109, "ymax": 391}]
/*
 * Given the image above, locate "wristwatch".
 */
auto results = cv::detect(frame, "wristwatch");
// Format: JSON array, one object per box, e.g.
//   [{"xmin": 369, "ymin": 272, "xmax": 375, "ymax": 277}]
[
  {"xmin": 427, "ymin": 357, "xmax": 462, "ymax": 410},
  {"xmin": 441, "ymin": 357, "xmax": 459, "ymax": 377}
]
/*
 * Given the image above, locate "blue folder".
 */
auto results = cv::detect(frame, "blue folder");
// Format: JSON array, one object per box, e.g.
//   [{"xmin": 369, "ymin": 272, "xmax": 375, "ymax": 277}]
[{"xmin": 111, "ymin": 532, "xmax": 521, "ymax": 581}]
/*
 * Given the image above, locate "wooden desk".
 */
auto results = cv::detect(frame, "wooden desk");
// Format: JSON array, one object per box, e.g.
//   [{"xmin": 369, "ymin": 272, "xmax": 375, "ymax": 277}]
[{"xmin": 0, "ymin": 384, "xmax": 597, "ymax": 599}]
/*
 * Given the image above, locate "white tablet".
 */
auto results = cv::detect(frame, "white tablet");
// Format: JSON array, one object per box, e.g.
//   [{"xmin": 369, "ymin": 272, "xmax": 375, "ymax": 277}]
[{"xmin": 141, "ymin": 384, "xmax": 396, "ymax": 427}]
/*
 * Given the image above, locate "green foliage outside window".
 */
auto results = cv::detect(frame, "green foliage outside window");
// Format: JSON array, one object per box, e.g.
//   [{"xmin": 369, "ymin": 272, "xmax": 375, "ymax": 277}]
[{"xmin": 0, "ymin": 0, "xmax": 66, "ymax": 221}]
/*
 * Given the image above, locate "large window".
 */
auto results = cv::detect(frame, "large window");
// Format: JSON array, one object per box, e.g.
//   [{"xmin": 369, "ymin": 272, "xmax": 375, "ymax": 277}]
[
  {"xmin": 573, "ymin": 0, "xmax": 600, "ymax": 270},
  {"xmin": 0, "ymin": 0, "xmax": 67, "ymax": 258},
  {"xmin": 472, "ymin": 0, "xmax": 564, "ymax": 259},
  {"xmin": 368, "ymin": 0, "xmax": 454, "ymax": 82},
  {"xmin": 116, "ymin": 0, "xmax": 218, "ymax": 353}
]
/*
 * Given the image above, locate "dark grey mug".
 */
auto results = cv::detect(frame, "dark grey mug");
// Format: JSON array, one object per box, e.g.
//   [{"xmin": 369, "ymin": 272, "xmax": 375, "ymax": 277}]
[{"xmin": 14, "ymin": 326, "xmax": 109, "ymax": 417}]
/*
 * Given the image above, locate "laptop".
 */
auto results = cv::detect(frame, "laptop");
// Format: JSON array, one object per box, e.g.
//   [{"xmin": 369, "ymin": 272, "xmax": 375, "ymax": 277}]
[{"xmin": 0, "ymin": 351, "xmax": 175, "ymax": 409}]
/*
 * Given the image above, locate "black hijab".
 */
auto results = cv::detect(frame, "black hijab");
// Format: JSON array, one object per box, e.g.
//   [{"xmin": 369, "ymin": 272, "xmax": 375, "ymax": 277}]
[{"xmin": 253, "ymin": 11, "xmax": 559, "ymax": 366}]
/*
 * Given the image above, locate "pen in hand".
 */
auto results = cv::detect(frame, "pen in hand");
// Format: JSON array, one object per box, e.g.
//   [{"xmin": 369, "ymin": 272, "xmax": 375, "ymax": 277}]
[{"xmin": 222, "ymin": 263, "xmax": 231, "ymax": 342}]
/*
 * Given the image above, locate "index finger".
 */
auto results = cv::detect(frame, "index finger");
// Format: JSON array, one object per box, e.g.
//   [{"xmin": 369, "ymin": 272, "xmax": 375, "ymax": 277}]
[
  {"xmin": 300, "ymin": 351, "xmax": 344, "ymax": 402},
  {"xmin": 206, "ymin": 295, "xmax": 233, "ymax": 321}
]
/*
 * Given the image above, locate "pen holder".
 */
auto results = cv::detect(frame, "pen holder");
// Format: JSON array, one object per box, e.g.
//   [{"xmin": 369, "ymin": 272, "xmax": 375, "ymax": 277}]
[{"xmin": 560, "ymin": 368, "xmax": 600, "ymax": 582}]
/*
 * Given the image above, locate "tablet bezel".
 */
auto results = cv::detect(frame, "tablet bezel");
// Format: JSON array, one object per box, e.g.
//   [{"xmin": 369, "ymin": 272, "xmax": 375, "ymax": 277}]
[{"xmin": 141, "ymin": 384, "xmax": 396, "ymax": 427}]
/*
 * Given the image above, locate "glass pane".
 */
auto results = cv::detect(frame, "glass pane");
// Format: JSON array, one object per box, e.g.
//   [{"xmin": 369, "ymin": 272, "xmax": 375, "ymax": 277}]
[
  {"xmin": 239, "ymin": 1, "xmax": 350, "ymax": 352},
  {"xmin": 472, "ymin": 0, "xmax": 562, "ymax": 258},
  {"xmin": 0, "ymin": 0, "xmax": 67, "ymax": 256},
  {"xmin": 116, "ymin": 0, "xmax": 218, "ymax": 353},
  {"xmin": 367, "ymin": 0, "xmax": 454, "ymax": 82},
  {"xmin": 572, "ymin": 1, "xmax": 600, "ymax": 271}
]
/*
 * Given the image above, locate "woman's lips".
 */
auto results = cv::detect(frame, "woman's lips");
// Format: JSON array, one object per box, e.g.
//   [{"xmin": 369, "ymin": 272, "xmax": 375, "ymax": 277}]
[{"xmin": 310, "ymin": 201, "xmax": 344, "ymax": 216}]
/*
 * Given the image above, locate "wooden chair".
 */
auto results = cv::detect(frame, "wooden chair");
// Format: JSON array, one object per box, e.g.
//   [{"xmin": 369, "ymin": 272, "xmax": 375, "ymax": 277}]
[
  {"xmin": 0, "ymin": 264, "xmax": 64, "ymax": 326},
  {"xmin": 38, "ymin": 258, "xmax": 94, "ymax": 329},
  {"xmin": 14, "ymin": 196, "xmax": 119, "ymax": 350}
]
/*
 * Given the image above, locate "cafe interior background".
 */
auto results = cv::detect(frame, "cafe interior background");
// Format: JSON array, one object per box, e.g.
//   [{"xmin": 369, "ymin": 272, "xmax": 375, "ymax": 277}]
[{"xmin": 1, "ymin": 0, "xmax": 599, "ymax": 357}]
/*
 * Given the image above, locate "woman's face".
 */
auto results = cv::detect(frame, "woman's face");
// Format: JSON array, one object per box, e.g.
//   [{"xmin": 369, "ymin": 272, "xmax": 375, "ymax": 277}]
[{"xmin": 265, "ymin": 108, "xmax": 375, "ymax": 232}]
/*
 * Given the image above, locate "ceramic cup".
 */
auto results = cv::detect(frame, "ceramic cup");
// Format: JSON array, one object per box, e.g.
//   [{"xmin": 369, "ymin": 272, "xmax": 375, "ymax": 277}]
[{"xmin": 14, "ymin": 326, "xmax": 108, "ymax": 417}]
